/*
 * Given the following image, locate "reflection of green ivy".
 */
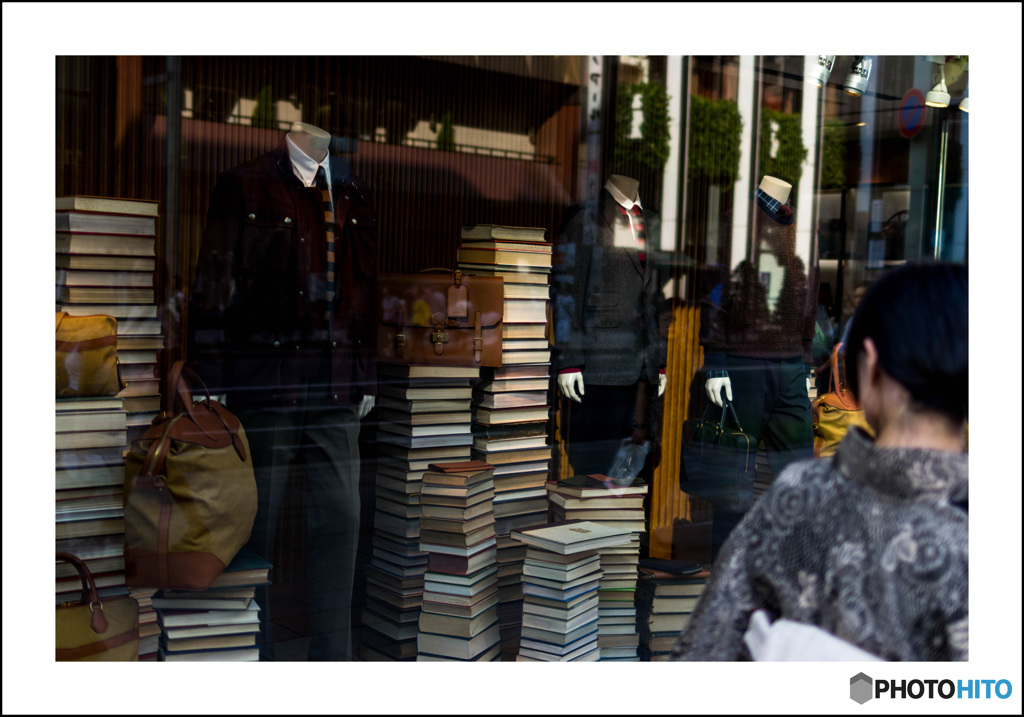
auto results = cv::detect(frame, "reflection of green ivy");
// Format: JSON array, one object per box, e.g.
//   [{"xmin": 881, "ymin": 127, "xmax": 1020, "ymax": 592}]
[
  {"xmin": 758, "ymin": 108, "xmax": 807, "ymax": 189},
  {"xmin": 687, "ymin": 95, "xmax": 743, "ymax": 185},
  {"xmin": 820, "ymin": 118, "xmax": 846, "ymax": 189},
  {"xmin": 613, "ymin": 83, "xmax": 671, "ymax": 173},
  {"xmin": 436, "ymin": 111, "xmax": 455, "ymax": 151},
  {"xmin": 252, "ymin": 85, "xmax": 276, "ymax": 129}
]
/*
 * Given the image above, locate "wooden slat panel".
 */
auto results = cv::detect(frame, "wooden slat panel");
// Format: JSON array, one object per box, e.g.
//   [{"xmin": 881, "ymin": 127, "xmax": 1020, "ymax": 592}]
[{"xmin": 649, "ymin": 303, "xmax": 707, "ymax": 558}]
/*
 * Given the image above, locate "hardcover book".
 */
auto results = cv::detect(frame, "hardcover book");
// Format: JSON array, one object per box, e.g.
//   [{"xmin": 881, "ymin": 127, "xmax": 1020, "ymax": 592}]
[
  {"xmin": 56, "ymin": 210, "xmax": 157, "ymax": 236},
  {"xmin": 511, "ymin": 520, "xmax": 633, "ymax": 555},
  {"xmin": 56, "ymin": 195, "xmax": 160, "ymax": 216},
  {"xmin": 460, "ymin": 224, "xmax": 548, "ymax": 242}
]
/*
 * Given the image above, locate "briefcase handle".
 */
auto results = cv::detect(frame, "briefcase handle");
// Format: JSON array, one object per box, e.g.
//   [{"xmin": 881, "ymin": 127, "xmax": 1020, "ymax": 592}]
[
  {"xmin": 697, "ymin": 398, "xmax": 746, "ymax": 436},
  {"xmin": 419, "ymin": 267, "xmax": 464, "ymax": 286}
]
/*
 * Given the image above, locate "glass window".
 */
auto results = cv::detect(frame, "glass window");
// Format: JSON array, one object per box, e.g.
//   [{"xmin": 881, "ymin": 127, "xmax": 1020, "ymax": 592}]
[{"xmin": 9, "ymin": 4, "xmax": 1019, "ymax": 713}]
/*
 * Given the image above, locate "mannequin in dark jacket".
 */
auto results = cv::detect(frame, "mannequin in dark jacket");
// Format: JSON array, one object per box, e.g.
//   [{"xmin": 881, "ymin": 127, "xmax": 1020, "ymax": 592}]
[
  {"xmin": 699, "ymin": 176, "xmax": 817, "ymax": 561},
  {"xmin": 188, "ymin": 122, "xmax": 378, "ymax": 660},
  {"xmin": 553, "ymin": 175, "xmax": 668, "ymax": 477}
]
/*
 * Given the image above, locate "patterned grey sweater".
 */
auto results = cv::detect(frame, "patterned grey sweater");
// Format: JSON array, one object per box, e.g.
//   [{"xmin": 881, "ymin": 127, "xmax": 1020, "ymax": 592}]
[{"xmin": 671, "ymin": 427, "xmax": 969, "ymax": 661}]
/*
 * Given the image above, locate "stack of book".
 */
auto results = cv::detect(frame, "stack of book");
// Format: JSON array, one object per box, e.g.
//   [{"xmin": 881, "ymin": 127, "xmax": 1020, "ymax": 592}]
[
  {"xmin": 56, "ymin": 395, "xmax": 131, "ymax": 640},
  {"xmin": 635, "ymin": 560, "xmax": 710, "ymax": 661},
  {"xmin": 416, "ymin": 461, "xmax": 501, "ymax": 661},
  {"xmin": 361, "ymin": 364, "xmax": 479, "ymax": 661},
  {"xmin": 545, "ymin": 474, "xmax": 649, "ymax": 660},
  {"xmin": 510, "ymin": 520, "xmax": 633, "ymax": 661},
  {"xmin": 131, "ymin": 587, "xmax": 160, "ymax": 659},
  {"xmin": 458, "ymin": 224, "xmax": 554, "ymax": 659},
  {"xmin": 153, "ymin": 548, "xmax": 270, "ymax": 662},
  {"xmin": 55, "ymin": 196, "xmax": 164, "ymax": 443}
]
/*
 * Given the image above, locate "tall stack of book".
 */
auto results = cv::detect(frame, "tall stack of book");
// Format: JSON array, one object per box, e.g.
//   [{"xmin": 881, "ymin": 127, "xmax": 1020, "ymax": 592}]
[
  {"xmin": 635, "ymin": 560, "xmax": 710, "ymax": 661},
  {"xmin": 131, "ymin": 587, "xmax": 160, "ymax": 659},
  {"xmin": 153, "ymin": 548, "xmax": 271, "ymax": 662},
  {"xmin": 458, "ymin": 223, "xmax": 554, "ymax": 658},
  {"xmin": 55, "ymin": 196, "xmax": 163, "ymax": 443},
  {"xmin": 545, "ymin": 474, "xmax": 648, "ymax": 660},
  {"xmin": 55, "ymin": 395, "xmax": 133, "ymax": 643},
  {"xmin": 415, "ymin": 460, "xmax": 501, "ymax": 661},
  {"xmin": 361, "ymin": 364, "xmax": 479, "ymax": 661},
  {"xmin": 510, "ymin": 520, "xmax": 633, "ymax": 661}
]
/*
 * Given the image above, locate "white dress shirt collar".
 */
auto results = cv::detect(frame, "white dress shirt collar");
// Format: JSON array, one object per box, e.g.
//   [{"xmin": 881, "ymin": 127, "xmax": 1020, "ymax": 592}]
[
  {"xmin": 604, "ymin": 179, "xmax": 642, "ymax": 212},
  {"xmin": 286, "ymin": 133, "xmax": 330, "ymax": 188}
]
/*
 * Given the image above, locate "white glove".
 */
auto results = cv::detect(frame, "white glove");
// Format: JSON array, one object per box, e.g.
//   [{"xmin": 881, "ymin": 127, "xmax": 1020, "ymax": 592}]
[
  {"xmin": 557, "ymin": 372, "xmax": 585, "ymax": 403},
  {"xmin": 705, "ymin": 377, "xmax": 733, "ymax": 407},
  {"xmin": 658, "ymin": 374, "xmax": 667, "ymax": 397},
  {"xmin": 358, "ymin": 394, "xmax": 375, "ymax": 420}
]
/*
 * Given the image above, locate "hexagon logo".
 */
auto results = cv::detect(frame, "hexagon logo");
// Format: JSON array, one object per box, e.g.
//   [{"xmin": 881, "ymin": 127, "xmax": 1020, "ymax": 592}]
[{"xmin": 850, "ymin": 673, "xmax": 873, "ymax": 704}]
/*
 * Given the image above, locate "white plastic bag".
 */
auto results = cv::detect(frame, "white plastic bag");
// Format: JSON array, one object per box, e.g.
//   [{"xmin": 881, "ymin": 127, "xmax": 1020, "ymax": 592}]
[{"xmin": 607, "ymin": 438, "xmax": 650, "ymax": 488}]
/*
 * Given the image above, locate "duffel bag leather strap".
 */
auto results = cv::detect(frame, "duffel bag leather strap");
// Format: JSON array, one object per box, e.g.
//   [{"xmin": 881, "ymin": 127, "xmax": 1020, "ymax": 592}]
[
  {"xmin": 167, "ymin": 360, "xmax": 212, "ymax": 420},
  {"xmin": 56, "ymin": 552, "xmax": 107, "ymax": 634}
]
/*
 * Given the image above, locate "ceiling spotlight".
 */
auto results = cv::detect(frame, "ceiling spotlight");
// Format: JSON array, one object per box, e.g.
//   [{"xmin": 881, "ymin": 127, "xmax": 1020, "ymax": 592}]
[
  {"xmin": 925, "ymin": 61, "xmax": 950, "ymax": 108},
  {"xmin": 812, "ymin": 55, "xmax": 836, "ymax": 88},
  {"xmin": 959, "ymin": 95, "xmax": 969, "ymax": 113},
  {"xmin": 843, "ymin": 56, "xmax": 872, "ymax": 96}
]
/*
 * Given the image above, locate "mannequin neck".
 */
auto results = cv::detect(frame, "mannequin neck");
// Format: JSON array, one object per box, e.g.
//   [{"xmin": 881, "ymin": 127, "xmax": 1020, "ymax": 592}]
[
  {"xmin": 605, "ymin": 175, "xmax": 640, "ymax": 205},
  {"xmin": 759, "ymin": 175, "xmax": 792, "ymax": 204},
  {"xmin": 287, "ymin": 122, "xmax": 331, "ymax": 163}
]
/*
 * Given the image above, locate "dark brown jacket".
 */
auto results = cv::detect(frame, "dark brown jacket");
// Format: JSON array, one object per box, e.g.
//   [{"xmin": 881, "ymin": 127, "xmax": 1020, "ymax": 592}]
[{"xmin": 188, "ymin": 143, "xmax": 378, "ymax": 408}]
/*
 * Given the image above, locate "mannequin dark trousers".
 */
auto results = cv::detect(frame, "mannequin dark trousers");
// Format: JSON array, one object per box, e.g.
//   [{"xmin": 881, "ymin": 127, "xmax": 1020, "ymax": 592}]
[
  {"xmin": 710, "ymin": 355, "xmax": 812, "ymax": 562},
  {"xmin": 567, "ymin": 382, "xmax": 649, "ymax": 477},
  {"xmin": 236, "ymin": 353, "xmax": 361, "ymax": 661}
]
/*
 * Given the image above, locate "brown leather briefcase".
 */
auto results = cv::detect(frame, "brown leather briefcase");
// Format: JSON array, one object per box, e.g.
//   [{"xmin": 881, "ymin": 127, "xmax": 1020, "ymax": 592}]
[{"xmin": 377, "ymin": 268, "xmax": 504, "ymax": 367}]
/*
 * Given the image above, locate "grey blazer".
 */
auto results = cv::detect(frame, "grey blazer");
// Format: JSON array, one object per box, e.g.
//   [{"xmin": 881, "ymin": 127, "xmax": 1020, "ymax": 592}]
[{"xmin": 552, "ymin": 188, "xmax": 667, "ymax": 386}]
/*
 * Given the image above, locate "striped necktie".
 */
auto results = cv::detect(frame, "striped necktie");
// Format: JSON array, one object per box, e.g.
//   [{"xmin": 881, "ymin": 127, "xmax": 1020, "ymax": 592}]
[
  {"xmin": 618, "ymin": 203, "xmax": 646, "ymax": 271},
  {"xmin": 315, "ymin": 167, "xmax": 335, "ymax": 338}
]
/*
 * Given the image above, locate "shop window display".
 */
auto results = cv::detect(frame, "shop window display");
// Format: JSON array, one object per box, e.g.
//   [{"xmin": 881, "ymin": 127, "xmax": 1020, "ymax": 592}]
[{"xmin": 51, "ymin": 54, "xmax": 971, "ymax": 664}]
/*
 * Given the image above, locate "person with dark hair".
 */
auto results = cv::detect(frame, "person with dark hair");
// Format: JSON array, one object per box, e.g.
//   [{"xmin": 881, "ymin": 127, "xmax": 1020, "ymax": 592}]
[{"xmin": 671, "ymin": 262, "xmax": 968, "ymax": 661}]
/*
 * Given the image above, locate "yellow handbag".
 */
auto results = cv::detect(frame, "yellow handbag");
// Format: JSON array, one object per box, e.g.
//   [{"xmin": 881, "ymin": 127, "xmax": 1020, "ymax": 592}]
[
  {"xmin": 56, "ymin": 311, "xmax": 125, "ymax": 397},
  {"xmin": 56, "ymin": 552, "xmax": 139, "ymax": 661},
  {"xmin": 812, "ymin": 343, "xmax": 873, "ymax": 457}
]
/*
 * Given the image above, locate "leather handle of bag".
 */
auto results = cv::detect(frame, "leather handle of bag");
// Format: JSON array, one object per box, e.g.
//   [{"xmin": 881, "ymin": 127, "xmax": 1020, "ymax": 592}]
[
  {"xmin": 830, "ymin": 343, "xmax": 859, "ymax": 410},
  {"xmin": 419, "ymin": 267, "xmax": 454, "ymax": 279},
  {"xmin": 165, "ymin": 360, "xmax": 187, "ymax": 416},
  {"xmin": 719, "ymin": 399, "xmax": 745, "ymax": 434},
  {"xmin": 167, "ymin": 360, "xmax": 213, "ymax": 424},
  {"xmin": 55, "ymin": 552, "xmax": 108, "ymax": 634},
  {"xmin": 418, "ymin": 266, "xmax": 465, "ymax": 287}
]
